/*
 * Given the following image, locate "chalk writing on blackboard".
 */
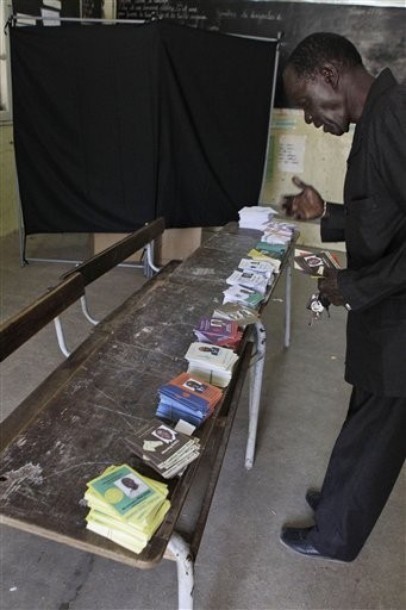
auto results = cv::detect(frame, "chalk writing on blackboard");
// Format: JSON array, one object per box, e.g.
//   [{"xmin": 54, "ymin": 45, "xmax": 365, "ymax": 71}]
[
  {"xmin": 117, "ymin": 1, "xmax": 208, "ymax": 26},
  {"xmin": 239, "ymin": 9, "xmax": 283, "ymax": 22}
]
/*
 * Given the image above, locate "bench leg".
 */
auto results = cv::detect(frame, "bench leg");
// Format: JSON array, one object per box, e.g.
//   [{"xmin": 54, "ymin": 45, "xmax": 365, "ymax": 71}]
[
  {"xmin": 284, "ymin": 259, "xmax": 292, "ymax": 348},
  {"xmin": 144, "ymin": 241, "xmax": 161, "ymax": 277},
  {"xmin": 80, "ymin": 295, "xmax": 99, "ymax": 325},
  {"xmin": 245, "ymin": 320, "xmax": 266, "ymax": 470},
  {"xmin": 53, "ymin": 316, "xmax": 70, "ymax": 358},
  {"xmin": 167, "ymin": 532, "xmax": 194, "ymax": 610}
]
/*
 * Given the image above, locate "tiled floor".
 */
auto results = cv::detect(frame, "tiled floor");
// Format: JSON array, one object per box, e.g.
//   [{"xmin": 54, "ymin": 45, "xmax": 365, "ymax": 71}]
[{"xmin": 0, "ymin": 231, "xmax": 404, "ymax": 610}]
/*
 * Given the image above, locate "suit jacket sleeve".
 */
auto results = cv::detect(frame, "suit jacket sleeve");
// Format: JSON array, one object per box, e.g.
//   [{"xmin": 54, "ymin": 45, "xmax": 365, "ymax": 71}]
[{"xmin": 320, "ymin": 203, "xmax": 345, "ymax": 242}]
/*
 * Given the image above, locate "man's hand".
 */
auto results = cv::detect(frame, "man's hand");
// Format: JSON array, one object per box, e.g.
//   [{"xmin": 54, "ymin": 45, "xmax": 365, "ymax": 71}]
[
  {"xmin": 318, "ymin": 268, "xmax": 346, "ymax": 307},
  {"xmin": 280, "ymin": 176, "xmax": 325, "ymax": 220}
]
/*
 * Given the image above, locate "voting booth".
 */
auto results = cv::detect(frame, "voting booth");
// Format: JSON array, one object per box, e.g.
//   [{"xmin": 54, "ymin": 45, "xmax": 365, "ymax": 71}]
[{"xmin": 10, "ymin": 19, "xmax": 280, "ymax": 262}]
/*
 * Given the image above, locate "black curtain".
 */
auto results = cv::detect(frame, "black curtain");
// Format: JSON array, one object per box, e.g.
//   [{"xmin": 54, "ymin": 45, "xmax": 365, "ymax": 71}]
[{"xmin": 10, "ymin": 22, "xmax": 277, "ymax": 234}]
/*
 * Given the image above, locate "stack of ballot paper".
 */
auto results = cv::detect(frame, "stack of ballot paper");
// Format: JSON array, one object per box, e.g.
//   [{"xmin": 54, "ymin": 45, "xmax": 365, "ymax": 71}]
[
  {"xmin": 222, "ymin": 284, "xmax": 265, "ymax": 309},
  {"xmin": 237, "ymin": 257, "xmax": 275, "ymax": 280},
  {"xmin": 185, "ymin": 342, "xmax": 239, "ymax": 388},
  {"xmin": 213, "ymin": 303, "xmax": 260, "ymax": 327},
  {"xmin": 226, "ymin": 269, "xmax": 270, "ymax": 295},
  {"xmin": 85, "ymin": 464, "xmax": 170, "ymax": 554},
  {"xmin": 246, "ymin": 241, "xmax": 288, "ymax": 272},
  {"xmin": 128, "ymin": 419, "xmax": 201, "ymax": 478},
  {"xmin": 238, "ymin": 205, "xmax": 277, "ymax": 229},
  {"xmin": 156, "ymin": 372, "xmax": 223, "ymax": 427},
  {"xmin": 193, "ymin": 317, "xmax": 242, "ymax": 348},
  {"xmin": 260, "ymin": 221, "xmax": 295, "ymax": 245}
]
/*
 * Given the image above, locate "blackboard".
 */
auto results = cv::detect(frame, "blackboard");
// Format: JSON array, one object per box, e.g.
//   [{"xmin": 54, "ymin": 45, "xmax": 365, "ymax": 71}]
[
  {"xmin": 12, "ymin": 0, "xmax": 102, "ymax": 19},
  {"xmin": 117, "ymin": 1, "xmax": 405, "ymax": 106}
]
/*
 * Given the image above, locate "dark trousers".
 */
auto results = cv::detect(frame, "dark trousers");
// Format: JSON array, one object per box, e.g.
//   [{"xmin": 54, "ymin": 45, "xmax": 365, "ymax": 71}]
[{"xmin": 308, "ymin": 386, "xmax": 406, "ymax": 561}]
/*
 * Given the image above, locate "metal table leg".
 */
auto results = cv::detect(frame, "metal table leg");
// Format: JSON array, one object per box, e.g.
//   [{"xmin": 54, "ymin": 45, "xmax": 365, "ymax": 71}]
[
  {"xmin": 166, "ymin": 532, "xmax": 194, "ymax": 610},
  {"xmin": 244, "ymin": 255, "xmax": 293, "ymax": 468},
  {"xmin": 284, "ymin": 258, "xmax": 292, "ymax": 348},
  {"xmin": 244, "ymin": 320, "xmax": 266, "ymax": 470}
]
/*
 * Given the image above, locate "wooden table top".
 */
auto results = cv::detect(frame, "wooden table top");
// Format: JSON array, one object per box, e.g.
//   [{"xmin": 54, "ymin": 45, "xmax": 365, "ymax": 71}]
[{"xmin": 0, "ymin": 222, "xmax": 296, "ymax": 568}]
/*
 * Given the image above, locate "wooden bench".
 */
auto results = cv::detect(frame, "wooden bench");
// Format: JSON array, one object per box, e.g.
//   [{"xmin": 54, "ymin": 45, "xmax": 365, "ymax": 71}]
[
  {"xmin": 0, "ymin": 222, "xmax": 297, "ymax": 609},
  {"xmin": 0, "ymin": 271, "xmax": 85, "ymax": 363},
  {"xmin": 0, "ymin": 219, "xmax": 166, "ymax": 359},
  {"xmin": 54, "ymin": 218, "xmax": 165, "ymax": 353},
  {"xmin": 61, "ymin": 217, "xmax": 165, "ymax": 287}
]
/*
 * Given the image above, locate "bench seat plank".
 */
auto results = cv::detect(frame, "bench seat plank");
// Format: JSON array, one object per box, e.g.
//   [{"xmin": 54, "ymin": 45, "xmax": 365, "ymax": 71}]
[
  {"xmin": 61, "ymin": 218, "xmax": 165, "ymax": 286},
  {"xmin": 0, "ymin": 272, "xmax": 85, "ymax": 362}
]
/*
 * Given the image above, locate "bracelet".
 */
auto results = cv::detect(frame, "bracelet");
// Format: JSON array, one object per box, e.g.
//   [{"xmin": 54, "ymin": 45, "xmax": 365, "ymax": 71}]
[{"xmin": 321, "ymin": 200, "xmax": 327, "ymax": 218}]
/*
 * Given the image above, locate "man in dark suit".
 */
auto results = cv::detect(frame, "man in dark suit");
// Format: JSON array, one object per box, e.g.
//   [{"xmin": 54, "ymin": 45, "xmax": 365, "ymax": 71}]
[{"xmin": 280, "ymin": 32, "xmax": 406, "ymax": 562}]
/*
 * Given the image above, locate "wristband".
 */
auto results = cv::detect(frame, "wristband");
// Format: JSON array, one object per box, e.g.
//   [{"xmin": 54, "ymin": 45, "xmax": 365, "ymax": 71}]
[{"xmin": 321, "ymin": 200, "xmax": 327, "ymax": 218}]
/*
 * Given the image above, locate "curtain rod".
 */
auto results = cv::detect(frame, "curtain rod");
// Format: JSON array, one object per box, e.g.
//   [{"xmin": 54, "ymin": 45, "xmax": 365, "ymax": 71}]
[
  {"xmin": 229, "ymin": 32, "xmax": 283, "ymax": 43},
  {"xmin": 12, "ymin": 14, "xmax": 146, "ymax": 25},
  {"xmin": 10, "ymin": 15, "xmax": 282, "ymax": 43}
]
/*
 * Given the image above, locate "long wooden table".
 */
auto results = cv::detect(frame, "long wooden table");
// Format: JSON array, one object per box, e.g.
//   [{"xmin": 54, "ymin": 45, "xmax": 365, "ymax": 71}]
[{"xmin": 0, "ymin": 222, "xmax": 297, "ymax": 609}]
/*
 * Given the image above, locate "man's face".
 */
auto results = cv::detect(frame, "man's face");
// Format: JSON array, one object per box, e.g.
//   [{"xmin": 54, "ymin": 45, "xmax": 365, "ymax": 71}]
[{"xmin": 283, "ymin": 65, "xmax": 350, "ymax": 136}]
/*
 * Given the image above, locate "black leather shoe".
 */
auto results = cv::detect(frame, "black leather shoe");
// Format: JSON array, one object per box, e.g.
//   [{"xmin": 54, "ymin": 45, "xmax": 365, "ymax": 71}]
[
  {"xmin": 280, "ymin": 526, "xmax": 346, "ymax": 562},
  {"xmin": 306, "ymin": 489, "xmax": 321, "ymax": 511}
]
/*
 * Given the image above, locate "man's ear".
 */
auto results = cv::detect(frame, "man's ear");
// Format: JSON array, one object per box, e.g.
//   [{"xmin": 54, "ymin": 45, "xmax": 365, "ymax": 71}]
[{"xmin": 319, "ymin": 63, "xmax": 340, "ymax": 89}]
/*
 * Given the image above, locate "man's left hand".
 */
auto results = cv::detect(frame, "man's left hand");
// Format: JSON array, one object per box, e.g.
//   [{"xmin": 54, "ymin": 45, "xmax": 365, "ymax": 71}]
[{"xmin": 318, "ymin": 268, "xmax": 346, "ymax": 307}]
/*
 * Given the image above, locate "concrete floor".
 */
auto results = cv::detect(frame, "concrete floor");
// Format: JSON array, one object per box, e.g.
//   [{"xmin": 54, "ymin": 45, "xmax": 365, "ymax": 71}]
[{"xmin": 0, "ymin": 230, "xmax": 404, "ymax": 610}]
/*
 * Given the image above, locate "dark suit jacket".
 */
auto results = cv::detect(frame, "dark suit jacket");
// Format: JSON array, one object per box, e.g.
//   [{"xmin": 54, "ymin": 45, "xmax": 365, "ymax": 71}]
[{"xmin": 321, "ymin": 69, "xmax": 406, "ymax": 397}]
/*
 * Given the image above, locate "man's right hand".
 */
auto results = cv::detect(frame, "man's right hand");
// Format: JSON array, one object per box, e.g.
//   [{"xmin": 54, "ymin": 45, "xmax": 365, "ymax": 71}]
[{"xmin": 280, "ymin": 176, "xmax": 325, "ymax": 221}]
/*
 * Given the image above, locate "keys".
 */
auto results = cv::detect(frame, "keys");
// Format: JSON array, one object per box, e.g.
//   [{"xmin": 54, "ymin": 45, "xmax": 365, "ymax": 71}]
[
  {"xmin": 306, "ymin": 292, "xmax": 330, "ymax": 326},
  {"xmin": 319, "ymin": 292, "xmax": 331, "ymax": 317}
]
